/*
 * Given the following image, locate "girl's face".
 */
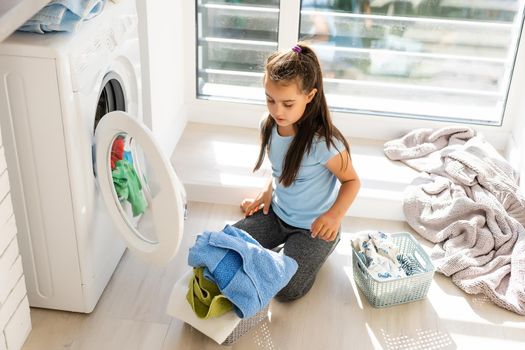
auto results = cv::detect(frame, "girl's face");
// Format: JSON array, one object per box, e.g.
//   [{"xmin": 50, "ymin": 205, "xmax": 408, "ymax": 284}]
[{"xmin": 264, "ymin": 76, "xmax": 317, "ymax": 136}]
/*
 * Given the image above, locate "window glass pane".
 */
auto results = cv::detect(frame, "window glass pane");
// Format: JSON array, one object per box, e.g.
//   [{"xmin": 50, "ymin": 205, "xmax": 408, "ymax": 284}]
[
  {"xmin": 300, "ymin": 0, "xmax": 525, "ymax": 124},
  {"xmin": 196, "ymin": 0, "xmax": 280, "ymax": 101}
]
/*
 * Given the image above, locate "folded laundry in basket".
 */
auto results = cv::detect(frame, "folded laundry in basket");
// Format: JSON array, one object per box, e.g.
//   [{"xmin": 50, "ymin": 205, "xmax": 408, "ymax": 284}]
[
  {"xmin": 186, "ymin": 267, "xmax": 233, "ymax": 319},
  {"xmin": 396, "ymin": 254, "xmax": 425, "ymax": 276},
  {"xmin": 188, "ymin": 225, "xmax": 298, "ymax": 318},
  {"xmin": 18, "ymin": 0, "xmax": 107, "ymax": 34},
  {"xmin": 352, "ymin": 231, "xmax": 406, "ymax": 280}
]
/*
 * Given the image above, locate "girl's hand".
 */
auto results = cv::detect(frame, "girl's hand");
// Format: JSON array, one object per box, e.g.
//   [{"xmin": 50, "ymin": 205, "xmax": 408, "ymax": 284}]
[
  {"xmin": 311, "ymin": 211, "xmax": 341, "ymax": 241},
  {"xmin": 241, "ymin": 188, "xmax": 272, "ymax": 217}
]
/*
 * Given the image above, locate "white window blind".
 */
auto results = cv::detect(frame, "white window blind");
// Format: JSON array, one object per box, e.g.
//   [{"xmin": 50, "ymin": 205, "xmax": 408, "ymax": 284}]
[{"xmin": 196, "ymin": 0, "xmax": 280, "ymax": 101}]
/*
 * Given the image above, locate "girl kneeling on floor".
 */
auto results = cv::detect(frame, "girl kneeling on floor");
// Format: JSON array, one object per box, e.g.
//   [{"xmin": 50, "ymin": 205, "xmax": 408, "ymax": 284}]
[{"xmin": 234, "ymin": 43, "xmax": 361, "ymax": 301}]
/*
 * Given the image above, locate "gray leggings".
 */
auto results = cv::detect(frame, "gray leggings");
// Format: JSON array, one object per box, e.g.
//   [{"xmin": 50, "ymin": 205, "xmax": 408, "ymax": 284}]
[{"xmin": 233, "ymin": 207, "xmax": 340, "ymax": 302}]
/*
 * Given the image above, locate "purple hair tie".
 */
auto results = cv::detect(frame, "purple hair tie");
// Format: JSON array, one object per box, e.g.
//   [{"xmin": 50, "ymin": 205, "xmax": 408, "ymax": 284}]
[{"xmin": 292, "ymin": 45, "xmax": 302, "ymax": 53}]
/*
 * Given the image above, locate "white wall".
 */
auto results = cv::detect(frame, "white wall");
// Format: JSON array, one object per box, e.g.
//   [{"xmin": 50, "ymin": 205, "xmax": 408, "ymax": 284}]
[
  {"xmin": 504, "ymin": 17, "xmax": 525, "ymax": 187},
  {"xmin": 136, "ymin": 0, "xmax": 188, "ymax": 157},
  {"xmin": 508, "ymin": 103, "xmax": 525, "ymax": 187},
  {"xmin": 0, "ymin": 126, "xmax": 31, "ymax": 349}
]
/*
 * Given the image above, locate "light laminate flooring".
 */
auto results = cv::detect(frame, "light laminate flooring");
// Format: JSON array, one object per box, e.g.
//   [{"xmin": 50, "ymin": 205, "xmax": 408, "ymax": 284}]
[{"xmin": 22, "ymin": 202, "xmax": 525, "ymax": 350}]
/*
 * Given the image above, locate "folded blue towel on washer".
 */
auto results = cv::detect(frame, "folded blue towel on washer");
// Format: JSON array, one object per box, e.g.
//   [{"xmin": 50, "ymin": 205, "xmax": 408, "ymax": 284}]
[
  {"xmin": 188, "ymin": 225, "xmax": 298, "ymax": 318},
  {"xmin": 18, "ymin": 0, "xmax": 107, "ymax": 34}
]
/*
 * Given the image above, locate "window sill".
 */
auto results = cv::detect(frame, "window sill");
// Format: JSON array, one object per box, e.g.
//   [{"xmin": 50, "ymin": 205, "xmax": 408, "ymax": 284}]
[
  {"xmin": 200, "ymin": 83, "xmax": 502, "ymax": 124},
  {"xmin": 171, "ymin": 122, "xmax": 420, "ymax": 221}
]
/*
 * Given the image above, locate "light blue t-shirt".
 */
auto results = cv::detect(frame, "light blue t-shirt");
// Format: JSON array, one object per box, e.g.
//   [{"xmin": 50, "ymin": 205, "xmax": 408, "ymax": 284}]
[{"xmin": 269, "ymin": 126, "xmax": 345, "ymax": 230}]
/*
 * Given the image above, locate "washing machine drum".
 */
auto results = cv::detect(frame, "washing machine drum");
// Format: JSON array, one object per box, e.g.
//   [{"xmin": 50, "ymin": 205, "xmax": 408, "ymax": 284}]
[{"xmin": 94, "ymin": 111, "xmax": 185, "ymax": 265}]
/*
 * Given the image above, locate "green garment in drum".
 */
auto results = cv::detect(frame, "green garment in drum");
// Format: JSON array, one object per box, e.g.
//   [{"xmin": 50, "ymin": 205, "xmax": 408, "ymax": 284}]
[{"xmin": 112, "ymin": 159, "xmax": 148, "ymax": 216}]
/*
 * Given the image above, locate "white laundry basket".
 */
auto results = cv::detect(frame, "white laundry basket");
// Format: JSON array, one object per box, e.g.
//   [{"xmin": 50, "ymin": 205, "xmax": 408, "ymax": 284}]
[
  {"xmin": 221, "ymin": 306, "xmax": 269, "ymax": 345},
  {"xmin": 167, "ymin": 270, "xmax": 269, "ymax": 345}
]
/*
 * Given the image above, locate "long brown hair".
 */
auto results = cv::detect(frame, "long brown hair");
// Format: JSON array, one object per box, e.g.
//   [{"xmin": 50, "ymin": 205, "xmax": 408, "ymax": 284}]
[{"xmin": 254, "ymin": 43, "xmax": 350, "ymax": 187}]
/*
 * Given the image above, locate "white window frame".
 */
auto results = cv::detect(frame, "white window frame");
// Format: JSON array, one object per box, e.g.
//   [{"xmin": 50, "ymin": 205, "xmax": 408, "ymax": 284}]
[{"xmin": 181, "ymin": 0, "xmax": 525, "ymax": 150}]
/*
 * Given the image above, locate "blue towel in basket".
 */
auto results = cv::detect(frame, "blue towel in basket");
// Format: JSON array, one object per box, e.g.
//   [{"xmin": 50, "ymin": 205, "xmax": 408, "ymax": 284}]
[
  {"xmin": 188, "ymin": 225, "xmax": 298, "ymax": 318},
  {"xmin": 18, "ymin": 0, "xmax": 107, "ymax": 33}
]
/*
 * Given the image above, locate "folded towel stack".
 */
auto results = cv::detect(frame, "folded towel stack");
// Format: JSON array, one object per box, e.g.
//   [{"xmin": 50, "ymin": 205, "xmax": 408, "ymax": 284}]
[
  {"xmin": 18, "ymin": 0, "xmax": 107, "ymax": 34},
  {"xmin": 188, "ymin": 225, "xmax": 298, "ymax": 318}
]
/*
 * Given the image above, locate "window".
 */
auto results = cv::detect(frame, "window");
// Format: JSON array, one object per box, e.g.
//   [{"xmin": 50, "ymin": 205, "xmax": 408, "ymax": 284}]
[
  {"xmin": 196, "ymin": 0, "xmax": 280, "ymax": 101},
  {"xmin": 196, "ymin": 0, "xmax": 525, "ymax": 125}
]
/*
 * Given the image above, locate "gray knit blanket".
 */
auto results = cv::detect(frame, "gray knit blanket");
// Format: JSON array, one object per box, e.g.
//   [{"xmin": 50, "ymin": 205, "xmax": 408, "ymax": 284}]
[{"xmin": 384, "ymin": 127, "xmax": 525, "ymax": 315}]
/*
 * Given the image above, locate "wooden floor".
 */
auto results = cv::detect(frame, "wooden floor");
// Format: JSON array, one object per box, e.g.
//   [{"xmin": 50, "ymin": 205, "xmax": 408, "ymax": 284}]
[{"xmin": 22, "ymin": 202, "xmax": 525, "ymax": 350}]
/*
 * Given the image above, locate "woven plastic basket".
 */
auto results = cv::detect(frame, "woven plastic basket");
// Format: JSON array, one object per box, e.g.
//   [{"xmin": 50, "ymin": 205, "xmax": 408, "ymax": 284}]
[
  {"xmin": 352, "ymin": 232, "xmax": 435, "ymax": 308},
  {"xmin": 221, "ymin": 306, "xmax": 269, "ymax": 345}
]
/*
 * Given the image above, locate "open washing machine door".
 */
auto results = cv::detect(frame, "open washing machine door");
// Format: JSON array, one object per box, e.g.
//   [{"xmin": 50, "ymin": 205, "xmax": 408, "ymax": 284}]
[{"xmin": 94, "ymin": 111, "xmax": 185, "ymax": 265}]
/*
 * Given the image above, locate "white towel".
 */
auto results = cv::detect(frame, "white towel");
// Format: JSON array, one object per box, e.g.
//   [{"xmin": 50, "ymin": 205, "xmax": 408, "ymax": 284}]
[{"xmin": 166, "ymin": 270, "xmax": 241, "ymax": 345}]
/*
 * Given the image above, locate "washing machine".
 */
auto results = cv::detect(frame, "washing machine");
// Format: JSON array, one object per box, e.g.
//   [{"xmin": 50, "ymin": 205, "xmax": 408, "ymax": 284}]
[{"xmin": 0, "ymin": 0, "xmax": 185, "ymax": 313}]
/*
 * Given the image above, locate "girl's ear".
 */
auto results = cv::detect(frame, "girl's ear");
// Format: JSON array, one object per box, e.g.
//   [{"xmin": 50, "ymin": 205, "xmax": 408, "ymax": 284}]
[{"xmin": 306, "ymin": 88, "xmax": 318, "ymax": 103}]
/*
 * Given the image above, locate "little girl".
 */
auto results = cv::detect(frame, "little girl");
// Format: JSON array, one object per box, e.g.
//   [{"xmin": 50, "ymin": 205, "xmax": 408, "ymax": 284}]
[{"xmin": 233, "ymin": 43, "xmax": 361, "ymax": 302}]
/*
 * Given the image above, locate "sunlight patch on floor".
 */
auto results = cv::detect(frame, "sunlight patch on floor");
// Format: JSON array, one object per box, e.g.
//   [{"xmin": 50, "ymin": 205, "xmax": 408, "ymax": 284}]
[
  {"xmin": 378, "ymin": 327, "xmax": 455, "ymax": 350},
  {"xmin": 343, "ymin": 266, "xmax": 363, "ymax": 310},
  {"xmin": 365, "ymin": 323, "xmax": 384, "ymax": 349},
  {"xmin": 334, "ymin": 231, "xmax": 356, "ymax": 256}
]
